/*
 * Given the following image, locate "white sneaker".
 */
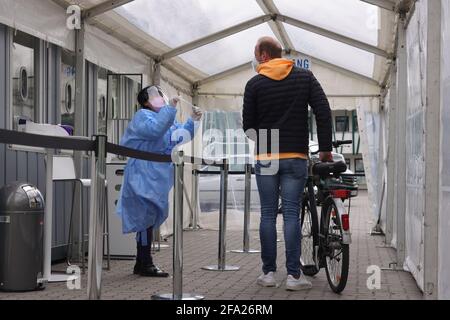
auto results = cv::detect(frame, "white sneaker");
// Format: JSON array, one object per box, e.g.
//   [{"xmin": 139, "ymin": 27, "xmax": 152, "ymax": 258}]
[
  {"xmin": 286, "ymin": 274, "xmax": 312, "ymax": 291},
  {"xmin": 257, "ymin": 272, "xmax": 277, "ymax": 287}
]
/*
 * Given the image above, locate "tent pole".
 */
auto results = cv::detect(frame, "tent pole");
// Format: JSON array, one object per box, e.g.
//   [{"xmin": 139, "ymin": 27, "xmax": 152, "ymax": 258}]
[
  {"xmin": 394, "ymin": 16, "xmax": 407, "ymax": 268},
  {"xmin": 423, "ymin": 0, "xmax": 441, "ymax": 299}
]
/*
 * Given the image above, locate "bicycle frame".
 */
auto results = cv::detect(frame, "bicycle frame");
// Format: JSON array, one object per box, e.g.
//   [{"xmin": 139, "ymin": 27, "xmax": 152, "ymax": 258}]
[{"xmin": 305, "ymin": 158, "xmax": 353, "ymax": 264}]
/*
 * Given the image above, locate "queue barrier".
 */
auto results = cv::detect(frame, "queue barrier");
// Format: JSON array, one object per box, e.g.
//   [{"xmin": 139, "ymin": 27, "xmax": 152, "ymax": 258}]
[{"xmin": 0, "ymin": 128, "xmax": 241, "ymax": 301}]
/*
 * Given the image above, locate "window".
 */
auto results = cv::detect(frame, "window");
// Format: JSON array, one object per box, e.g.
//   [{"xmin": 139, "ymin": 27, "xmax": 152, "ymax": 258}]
[
  {"xmin": 335, "ymin": 116, "xmax": 349, "ymax": 132},
  {"xmin": 97, "ymin": 68, "xmax": 108, "ymax": 135},
  {"xmin": 60, "ymin": 50, "xmax": 76, "ymax": 127},
  {"xmin": 355, "ymin": 158, "xmax": 365, "ymax": 173},
  {"xmin": 106, "ymin": 74, "xmax": 142, "ymax": 147},
  {"xmin": 353, "ymin": 115, "xmax": 359, "ymax": 132},
  {"xmin": 308, "ymin": 111, "xmax": 315, "ymax": 138},
  {"xmin": 12, "ymin": 31, "xmax": 36, "ymax": 126}
]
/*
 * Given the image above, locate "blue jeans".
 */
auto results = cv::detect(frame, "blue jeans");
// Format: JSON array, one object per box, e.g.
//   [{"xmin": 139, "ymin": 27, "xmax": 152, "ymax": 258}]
[{"xmin": 255, "ymin": 158, "xmax": 308, "ymax": 277}]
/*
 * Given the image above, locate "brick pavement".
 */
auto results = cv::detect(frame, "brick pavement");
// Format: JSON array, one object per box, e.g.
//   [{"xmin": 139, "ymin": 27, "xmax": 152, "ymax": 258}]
[{"xmin": 0, "ymin": 192, "xmax": 423, "ymax": 300}]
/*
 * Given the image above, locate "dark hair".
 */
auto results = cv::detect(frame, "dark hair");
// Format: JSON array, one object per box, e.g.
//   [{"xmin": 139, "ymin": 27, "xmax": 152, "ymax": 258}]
[
  {"xmin": 138, "ymin": 86, "xmax": 150, "ymax": 107},
  {"xmin": 258, "ymin": 39, "xmax": 282, "ymax": 59}
]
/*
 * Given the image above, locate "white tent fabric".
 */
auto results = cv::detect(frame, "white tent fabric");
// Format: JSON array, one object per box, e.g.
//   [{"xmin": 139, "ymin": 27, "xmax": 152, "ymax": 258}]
[
  {"xmin": 384, "ymin": 88, "xmax": 398, "ymax": 249},
  {"xmin": 6, "ymin": 0, "xmax": 450, "ymax": 298},
  {"xmin": 439, "ymin": 0, "xmax": 450, "ymax": 300},
  {"xmin": 84, "ymin": 24, "xmax": 150, "ymax": 80},
  {"xmin": 197, "ymin": 61, "xmax": 381, "ymax": 113},
  {"xmin": 115, "ymin": 0, "xmax": 387, "ymax": 80},
  {"xmin": 376, "ymin": 97, "xmax": 388, "ymax": 232},
  {"xmin": 403, "ymin": 0, "xmax": 427, "ymax": 290},
  {"xmin": 0, "ymin": 0, "xmax": 75, "ymax": 50},
  {"xmin": 356, "ymin": 98, "xmax": 381, "ymax": 222}
]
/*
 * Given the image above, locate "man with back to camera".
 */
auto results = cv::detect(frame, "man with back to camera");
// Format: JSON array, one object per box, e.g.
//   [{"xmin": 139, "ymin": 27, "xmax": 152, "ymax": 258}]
[{"xmin": 243, "ymin": 36, "xmax": 333, "ymax": 291}]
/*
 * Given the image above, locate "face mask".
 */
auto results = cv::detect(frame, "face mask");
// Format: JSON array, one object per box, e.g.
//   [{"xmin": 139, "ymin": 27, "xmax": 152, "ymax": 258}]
[
  {"xmin": 252, "ymin": 57, "xmax": 261, "ymax": 73},
  {"xmin": 147, "ymin": 86, "xmax": 169, "ymax": 110},
  {"xmin": 149, "ymin": 96, "xmax": 166, "ymax": 110}
]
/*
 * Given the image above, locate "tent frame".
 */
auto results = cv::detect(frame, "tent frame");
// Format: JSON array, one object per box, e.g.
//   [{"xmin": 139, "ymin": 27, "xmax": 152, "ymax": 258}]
[
  {"xmin": 49, "ymin": 0, "xmax": 447, "ymax": 300},
  {"xmin": 54, "ymin": 0, "xmax": 402, "ymax": 91}
]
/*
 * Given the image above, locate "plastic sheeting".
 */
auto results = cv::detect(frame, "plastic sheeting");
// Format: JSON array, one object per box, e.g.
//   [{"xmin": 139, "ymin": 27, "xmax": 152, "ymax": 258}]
[
  {"xmin": 403, "ymin": 0, "xmax": 427, "ymax": 290},
  {"xmin": 356, "ymin": 97, "xmax": 380, "ymax": 223},
  {"xmin": 84, "ymin": 24, "xmax": 150, "ymax": 82},
  {"xmin": 195, "ymin": 110, "xmax": 260, "ymax": 232},
  {"xmin": 439, "ymin": 0, "xmax": 450, "ymax": 300},
  {"xmin": 116, "ymin": 0, "xmax": 384, "ymax": 80},
  {"xmin": 378, "ymin": 92, "xmax": 390, "ymax": 232},
  {"xmin": 0, "ymin": 1, "xmax": 153, "ymax": 86},
  {"xmin": 383, "ymin": 87, "xmax": 398, "ymax": 248},
  {"xmin": 0, "ymin": 0, "xmax": 75, "ymax": 51}
]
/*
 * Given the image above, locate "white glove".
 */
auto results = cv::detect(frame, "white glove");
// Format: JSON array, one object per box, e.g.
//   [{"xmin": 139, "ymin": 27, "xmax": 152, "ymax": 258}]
[
  {"xmin": 169, "ymin": 97, "xmax": 180, "ymax": 107},
  {"xmin": 191, "ymin": 106, "xmax": 203, "ymax": 121}
]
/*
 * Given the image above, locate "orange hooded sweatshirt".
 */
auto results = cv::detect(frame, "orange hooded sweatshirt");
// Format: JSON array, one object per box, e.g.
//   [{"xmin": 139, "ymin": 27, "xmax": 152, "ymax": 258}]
[{"xmin": 256, "ymin": 58, "xmax": 308, "ymax": 161}]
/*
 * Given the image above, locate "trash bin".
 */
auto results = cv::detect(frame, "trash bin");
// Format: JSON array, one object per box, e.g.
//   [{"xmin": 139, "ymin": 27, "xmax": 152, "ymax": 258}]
[{"xmin": 0, "ymin": 182, "xmax": 45, "ymax": 292}]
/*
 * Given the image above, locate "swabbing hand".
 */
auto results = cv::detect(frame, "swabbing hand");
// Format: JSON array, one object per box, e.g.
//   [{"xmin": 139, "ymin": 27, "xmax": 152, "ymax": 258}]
[
  {"xmin": 191, "ymin": 106, "xmax": 203, "ymax": 121},
  {"xmin": 169, "ymin": 97, "xmax": 180, "ymax": 107}
]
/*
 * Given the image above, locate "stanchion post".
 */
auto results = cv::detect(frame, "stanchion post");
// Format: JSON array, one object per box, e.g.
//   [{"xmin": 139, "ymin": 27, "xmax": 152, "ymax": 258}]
[
  {"xmin": 173, "ymin": 151, "xmax": 184, "ymax": 299},
  {"xmin": 87, "ymin": 135, "xmax": 107, "ymax": 300},
  {"xmin": 231, "ymin": 163, "xmax": 260, "ymax": 254},
  {"xmin": 152, "ymin": 151, "xmax": 204, "ymax": 300},
  {"xmin": 203, "ymin": 159, "xmax": 240, "ymax": 271},
  {"xmin": 43, "ymin": 149, "xmax": 54, "ymax": 282},
  {"xmin": 191, "ymin": 169, "xmax": 200, "ymax": 230},
  {"xmin": 218, "ymin": 159, "xmax": 228, "ymax": 270}
]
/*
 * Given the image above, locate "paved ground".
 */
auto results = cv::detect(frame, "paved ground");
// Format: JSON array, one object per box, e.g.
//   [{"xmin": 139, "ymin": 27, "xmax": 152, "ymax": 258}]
[{"xmin": 0, "ymin": 192, "xmax": 423, "ymax": 300}]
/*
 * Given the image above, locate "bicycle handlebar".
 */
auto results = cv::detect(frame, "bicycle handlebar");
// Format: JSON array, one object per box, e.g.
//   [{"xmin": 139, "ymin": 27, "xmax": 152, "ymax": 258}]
[
  {"xmin": 332, "ymin": 140, "xmax": 353, "ymax": 148},
  {"xmin": 310, "ymin": 140, "xmax": 353, "ymax": 155}
]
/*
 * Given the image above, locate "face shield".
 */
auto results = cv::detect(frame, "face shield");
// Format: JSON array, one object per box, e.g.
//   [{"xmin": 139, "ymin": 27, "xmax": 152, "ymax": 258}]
[{"xmin": 146, "ymin": 85, "xmax": 169, "ymax": 109}]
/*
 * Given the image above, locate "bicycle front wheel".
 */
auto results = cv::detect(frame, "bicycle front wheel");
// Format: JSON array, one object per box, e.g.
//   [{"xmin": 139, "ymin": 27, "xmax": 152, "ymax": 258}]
[{"xmin": 322, "ymin": 197, "xmax": 349, "ymax": 293}]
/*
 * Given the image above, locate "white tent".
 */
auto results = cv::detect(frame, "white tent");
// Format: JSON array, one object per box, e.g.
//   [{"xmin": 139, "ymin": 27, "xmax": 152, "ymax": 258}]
[{"xmin": 1, "ymin": 0, "xmax": 449, "ymax": 299}]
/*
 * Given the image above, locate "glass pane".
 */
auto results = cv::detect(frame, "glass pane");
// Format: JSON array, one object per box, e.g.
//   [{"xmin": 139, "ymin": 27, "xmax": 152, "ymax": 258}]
[
  {"xmin": 12, "ymin": 32, "xmax": 35, "ymax": 125},
  {"xmin": 106, "ymin": 74, "xmax": 142, "ymax": 147},
  {"xmin": 284, "ymin": 23, "xmax": 375, "ymax": 77},
  {"xmin": 355, "ymin": 158, "xmax": 365, "ymax": 173},
  {"xmin": 202, "ymin": 111, "xmax": 250, "ymax": 171},
  {"xmin": 97, "ymin": 68, "xmax": 108, "ymax": 134},
  {"xmin": 274, "ymin": 0, "xmax": 379, "ymax": 45},
  {"xmin": 61, "ymin": 50, "xmax": 76, "ymax": 127},
  {"xmin": 116, "ymin": 0, "xmax": 264, "ymax": 48},
  {"xmin": 123, "ymin": 75, "xmax": 142, "ymax": 119},
  {"xmin": 179, "ymin": 24, "xmax": 276, "ymax": 75},
  {"xmin": 335, "ymin": 116, "xmax": 349, "ymax": 132},
  {"xmin": 353, "ymin": 114, "xmax": 359, "ymax": 131}
]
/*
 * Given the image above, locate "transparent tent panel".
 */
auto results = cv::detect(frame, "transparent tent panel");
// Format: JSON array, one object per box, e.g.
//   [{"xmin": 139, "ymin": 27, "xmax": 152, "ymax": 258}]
[
  {"xmin": 274, "ymin": 0, "xmax": 379, "ymax": 46},
  {"xmin": 116, "ymin": 0, "xmax": 264, "ymax": 49},
  {"xmin": 179, "ymin": 23, "xmax": 276, "ymax": 75},
  {"xmin": 284, "ymin": 23, "xmax": 375, "ymax": 78},
  {"xmin": 115, "ymin": 0, "xmax": 377, "ymax": 78}
]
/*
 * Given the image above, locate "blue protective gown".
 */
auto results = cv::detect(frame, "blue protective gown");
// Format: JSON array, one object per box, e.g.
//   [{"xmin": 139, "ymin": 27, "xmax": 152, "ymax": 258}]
[{"xmin": 116, "ymin": 106, "xmax": 197, "ymax": 234}]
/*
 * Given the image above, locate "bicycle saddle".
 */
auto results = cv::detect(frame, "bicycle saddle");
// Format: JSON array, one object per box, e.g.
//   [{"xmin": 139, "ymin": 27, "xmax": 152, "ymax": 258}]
[{"xmin": 313, "ymin": 161, "xmax": 347, "ymax": 176}]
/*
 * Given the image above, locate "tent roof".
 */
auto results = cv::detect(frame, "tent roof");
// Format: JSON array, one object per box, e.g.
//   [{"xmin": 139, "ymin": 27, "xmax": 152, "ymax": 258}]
[{"xmin": 55, "ymin": 0, "xmax": 397, "ymax": 86}]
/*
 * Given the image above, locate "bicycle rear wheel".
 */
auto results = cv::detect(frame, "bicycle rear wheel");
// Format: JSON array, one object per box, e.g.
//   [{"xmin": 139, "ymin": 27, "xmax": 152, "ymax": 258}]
[
  {"xmin": 322, "ymin": 198, "xmax": 349, "ymax": 293},
  {"xmin": 300, "ymin": 196, "xmax": 319, "ymax": 276}
]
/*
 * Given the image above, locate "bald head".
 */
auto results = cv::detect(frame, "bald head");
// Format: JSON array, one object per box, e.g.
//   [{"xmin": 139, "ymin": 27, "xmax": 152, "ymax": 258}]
[{"xmin": 255, "ymin": 37, "xmax": 283, "ymax": 61}]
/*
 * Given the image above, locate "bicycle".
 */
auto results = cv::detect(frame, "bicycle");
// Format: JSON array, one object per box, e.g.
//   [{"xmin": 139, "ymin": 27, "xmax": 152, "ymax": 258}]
[{"xmin": 300, "ymin": 140, "xmax": 358, "ymax": 293}]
